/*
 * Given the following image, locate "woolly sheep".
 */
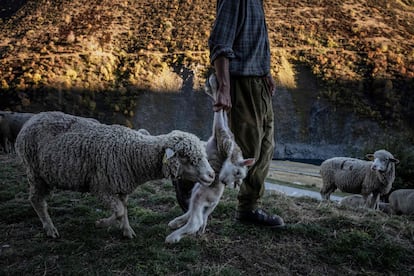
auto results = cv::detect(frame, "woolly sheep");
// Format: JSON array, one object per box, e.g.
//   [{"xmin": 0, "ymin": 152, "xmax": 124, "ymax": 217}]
[
  {"xmin": 320, "ymin": 149, "xmax": 399, "ymax": 209},
  {"xmin": 340, "ymin": 194, "xmax": 368, "ymax": 208},
  {"xmin": 15, "ymin": 111, "xmax": 215, "ymax": 239},
  {"xmin": 339, "ymin": 194, "xmax": 390, "ymax": 212},
  {"xmin": 388, "ymin": 189, "xmax": 414, "ymax": 215},
  {"xmin": 165, "ymin": 74, "xmax": 255, "ymax": 243},
  {"xmin": 0, "ymin": 111, "xmax": 33, "ymax": 153}
]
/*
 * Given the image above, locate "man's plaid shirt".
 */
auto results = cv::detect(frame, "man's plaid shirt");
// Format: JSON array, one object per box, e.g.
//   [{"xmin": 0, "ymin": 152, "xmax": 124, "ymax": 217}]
[{"xmin": 208, "ymin": 0, "xmax": 271, "ymax": 77}]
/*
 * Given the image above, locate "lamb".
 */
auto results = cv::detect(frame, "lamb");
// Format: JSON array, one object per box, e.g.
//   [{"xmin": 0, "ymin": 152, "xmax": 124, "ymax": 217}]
[
  {"xmin": 15, "ymin": 111, "xmax": 215, "ymax": 239},
  {"xmin": 0, "ymin": 111, "xmax": 33, "ymax": 153},
  {"xmin": 320, "ymin": 149, "xmax": 399, "ymax": 209},
  {"xmin": 387, "ymin": 189, "xmax": 414, "ymax": 215},
  {"xmin": 340, "ymin": 194, "xmax": 368, "ymax": 208},
  {"xmin": 339, "ymin": 194, "xmax": 390, "ymax": 212},
  {"xmin": 165, "ymin": 74, "xmax": 255, "ymax": 243}
]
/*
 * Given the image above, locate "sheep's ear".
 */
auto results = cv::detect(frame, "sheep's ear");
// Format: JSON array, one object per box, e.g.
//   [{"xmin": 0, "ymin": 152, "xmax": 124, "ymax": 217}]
[
  {"xmin": 240, "ymin": 158, "xmax": 255, "ymax": 167},
  {"xmin": 391, "ymin": 157, "xmax": 400, "ymax": 165},
  {"xmin": 163, "ymin": 148, "xmax": 176, "ymax": 163},
  {"xmin": 366, "ymin": 154, "xmax": 374, "ymax": 161}
]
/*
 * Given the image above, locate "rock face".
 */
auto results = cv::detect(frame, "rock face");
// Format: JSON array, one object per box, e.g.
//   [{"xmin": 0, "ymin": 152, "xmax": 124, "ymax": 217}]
[
  {"xmin": 272, "ymin": 74, "xmax": 385, "ymax": 160},
  {"xmin": 132, "ymin": 66, "xmax": 394, "ymax": 161}
]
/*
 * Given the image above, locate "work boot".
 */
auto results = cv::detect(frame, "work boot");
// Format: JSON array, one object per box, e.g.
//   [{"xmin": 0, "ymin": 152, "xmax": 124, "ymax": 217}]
[{"xmin": 236, "ymin": 208, "xmax": 285, "ymax": 228}]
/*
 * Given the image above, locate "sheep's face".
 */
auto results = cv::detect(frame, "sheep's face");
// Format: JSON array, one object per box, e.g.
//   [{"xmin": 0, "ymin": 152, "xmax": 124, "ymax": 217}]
[
  {"xmin": 178, "ymin": 155, "xmax": 215, "ymax": 186},
  {"xmin": 162, "ymin": 148, "xmax": 215, "ymax": 186},
  {"xmin": 219, "ymin": 157, "xmax": 255, "ymax": 187},
  {"xmin": 367, "ymin": 150, "xmax": 399, "ymax": 172}
]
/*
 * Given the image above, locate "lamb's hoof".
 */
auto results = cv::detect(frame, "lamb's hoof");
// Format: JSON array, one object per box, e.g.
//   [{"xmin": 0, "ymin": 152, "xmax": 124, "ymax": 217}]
[
  {"xmin": 44, "ymin": 225, "xmax": 60, "ymax": 238},
  {"xmin": 165, "ymin": 233, "xmax": 181, "ymax": 244},
  {"xmin": 196, "ymin": 227, "xmax": 206, "ymax": 235},
  {"xmin": 168, "ymin": 219, "xmax": 183, "ymax": 230},
  {"xmin": 123, "ymin": 227, "xmax": 136, "ymax": 239},
  {"xmin": 95, "ymin": 219, "xmax": 108, "ymax": 228}
]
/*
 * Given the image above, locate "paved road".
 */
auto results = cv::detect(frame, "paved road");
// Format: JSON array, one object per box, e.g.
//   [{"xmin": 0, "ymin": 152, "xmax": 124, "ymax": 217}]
[
  {"xmin": 265, "ymin": 182, "xmax": 343, "ymax": 202},
  {"xmin": 265, "ymin": 160, "xmax": 344, "ymax": 202}
]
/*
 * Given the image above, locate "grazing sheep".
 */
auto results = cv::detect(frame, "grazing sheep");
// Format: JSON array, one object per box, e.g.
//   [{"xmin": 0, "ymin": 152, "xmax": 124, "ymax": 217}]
[
  {"xmin": 0, "ymin": 111, "xmax": 33, "ymax": 153},
  {"xmin": 340, "ymin": 194, "xmax": 368, "ymax": 208},
  {"xmin": 388, "ymin": 189, "xmax": 414, "ymax": 215},
  {"xmin": 165, "ymin": 74, "xmax": 255, "ymax": 243},
  {"xmin": 340, "ymin": 194, "xmax": 390, "ymax": 212},
  {"xmin": 320, "ymin": 149, "xmax": 399, "ymax": 209},
  {"xmin": 15, "ymin": 111, "xmax": 215, "ymax": 239}
]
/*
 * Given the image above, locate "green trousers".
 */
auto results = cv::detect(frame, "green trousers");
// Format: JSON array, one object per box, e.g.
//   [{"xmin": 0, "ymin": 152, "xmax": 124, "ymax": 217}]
[{"xmin": 228, "ymin": 76, "xmax": 275, "ymax": 211}]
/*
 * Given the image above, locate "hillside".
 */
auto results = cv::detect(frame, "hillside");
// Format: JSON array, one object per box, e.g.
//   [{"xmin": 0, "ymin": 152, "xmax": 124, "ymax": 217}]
[{"xmin": 0, "ymin": 0, "xmax": 413, "ymax": 126}]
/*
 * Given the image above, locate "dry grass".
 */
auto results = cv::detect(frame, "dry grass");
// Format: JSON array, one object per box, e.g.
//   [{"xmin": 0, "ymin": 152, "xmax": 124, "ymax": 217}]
[{"xmin": 1, "ymin": 154, "xmax": 413, "ymax": 275}]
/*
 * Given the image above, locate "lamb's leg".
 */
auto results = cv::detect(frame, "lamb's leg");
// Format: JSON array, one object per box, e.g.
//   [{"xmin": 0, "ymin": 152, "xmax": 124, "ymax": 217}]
[
  {"xmin": 119, "ymin": 194, "xmax": 136, "ymax": 239},
  {"xmin": 168, "ymin": 211, "xmax": 191, "ymax": 229},
  {"xmin": 96, "ymin": 194, "xmax": 136, "ymax": 238},
  {"xmin": 165, "ymin": 204, "xmax": 204, "ymax": 243},
  {"xmin": 199, "ymin": 202, "xmax": 218, "ymax": 234},
  {"xmin": 29, "ymin": 182, "xmax": 59, "ymax": 238}
]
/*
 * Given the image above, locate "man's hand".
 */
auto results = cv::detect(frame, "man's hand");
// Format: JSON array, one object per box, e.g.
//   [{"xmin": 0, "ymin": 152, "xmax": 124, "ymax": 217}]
[
  {"xmin": 214, "ymin": 83, "xmax": 232, "ymax": 112},
  {"xmin": 213, "ymin": 56, "xmax": 232, "ymax": 111},
  {"xmin": 265, "ymin": 74, "xmax": 277, "ymax": 96}
]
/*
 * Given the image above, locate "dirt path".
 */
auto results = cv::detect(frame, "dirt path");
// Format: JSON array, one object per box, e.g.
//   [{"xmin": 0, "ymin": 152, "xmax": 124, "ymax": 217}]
[{"xmin": 267, "ymin": 160, "xmax": 322, "ymax": 189}]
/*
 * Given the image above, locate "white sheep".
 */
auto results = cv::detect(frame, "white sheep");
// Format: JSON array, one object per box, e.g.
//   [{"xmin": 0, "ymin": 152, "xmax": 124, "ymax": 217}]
[
  {"xmin": 320, "ymin": 149, "xmax": 399, "ymax": 209},
  {"xmin": 15, "ymin": 111, "xmax": 215, "ymax": 239},
  {"xmin": 0, "ymin": 111, "xmax": 33, "ymax": 153},
  {"xmin": 388, "ymin": 189, "xmax": 414, "ymax": 215},
  {"xmin": 340, "ymin": 194, "xmax": 368, "ymax": 208},
  {"xmin": 340, "ymin": 194, "xmax": 390, "ymax": 212},
  {"xmin": 165, "ymin": 74, "xmax": 255, "ymax": 243}
]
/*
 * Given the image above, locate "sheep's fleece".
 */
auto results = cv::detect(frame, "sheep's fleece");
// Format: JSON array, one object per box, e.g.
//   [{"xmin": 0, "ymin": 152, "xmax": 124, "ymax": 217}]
[
  {"xmin": 15, "ymin": 111, "xmax": 214, "ymax": 238},
  {"xmin": 388, "ymin": 189, "xmax": 414, "ymax": 215},
  {"xmin": 320, "ymin": 149, "xmax": 399, "ymax": 208}
]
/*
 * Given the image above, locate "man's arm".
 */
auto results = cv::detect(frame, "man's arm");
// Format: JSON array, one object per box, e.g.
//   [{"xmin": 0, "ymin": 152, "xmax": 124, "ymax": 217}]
[{"xmin": 213, "ymin": 56, "xmax": 232, "ymax": 111}]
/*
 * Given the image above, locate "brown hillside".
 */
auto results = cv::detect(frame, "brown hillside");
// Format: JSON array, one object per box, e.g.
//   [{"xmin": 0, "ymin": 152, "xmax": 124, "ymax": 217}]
[{"xmin": 0, "ymin": 0, "xmax": 413, "ymax": 126}]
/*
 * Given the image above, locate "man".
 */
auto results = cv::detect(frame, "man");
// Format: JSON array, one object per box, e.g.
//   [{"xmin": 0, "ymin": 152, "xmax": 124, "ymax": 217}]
[{"xmin": 208, "ymin": 0, "xmax": 284, "ymax": 227}]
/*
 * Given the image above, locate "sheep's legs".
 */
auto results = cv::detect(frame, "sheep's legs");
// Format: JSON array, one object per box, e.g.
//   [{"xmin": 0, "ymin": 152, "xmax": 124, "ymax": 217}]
[
  {"xmin": 29, "ymin": 184, "xmax": 59, "ymax": 238},
  {"xmin": 320, "ymin": 183, "xmax": 336, "ymax": 201},
  {"xmin": 119, "ymin": 195, "xmax": 135, "ymax": 238},
  {"xmin": 165, "ymin": 204, "xmax": 204, "ymax": 243},
  {"xmin": 96, "ymin": 194, "xmax": 136, "ymax": 238},
  {"xmin": 366, "ymin": 193, "xmax": 380, "ymax": 209}
]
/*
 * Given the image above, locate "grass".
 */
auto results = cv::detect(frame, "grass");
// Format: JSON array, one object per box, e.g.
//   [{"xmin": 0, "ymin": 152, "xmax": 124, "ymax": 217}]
[{"xmin": 1, "ymin": 155, "xmax": 413, "ymax": 275}]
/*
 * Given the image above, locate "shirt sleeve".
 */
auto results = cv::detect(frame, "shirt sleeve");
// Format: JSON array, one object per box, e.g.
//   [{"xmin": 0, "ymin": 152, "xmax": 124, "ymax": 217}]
[{"xmin": 208, "ymin": 0, "xmax": 241, "ymax": 64}]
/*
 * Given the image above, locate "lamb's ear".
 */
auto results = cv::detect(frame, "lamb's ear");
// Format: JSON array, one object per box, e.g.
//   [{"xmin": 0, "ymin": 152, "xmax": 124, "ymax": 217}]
[
  {"xmin": 366, "ymin": 154, "xmax": 374, "ymax": 161},
  {"xmin": 391, "ymin": 157, "xmax": 400, "ymax": 165},
  {"xmin": 240, "ymin": 158, "xmax": 255, "ymax": 167},
  {"xmin": 163, "ymin": 148, "xmax": 176, "ymax": 163}
]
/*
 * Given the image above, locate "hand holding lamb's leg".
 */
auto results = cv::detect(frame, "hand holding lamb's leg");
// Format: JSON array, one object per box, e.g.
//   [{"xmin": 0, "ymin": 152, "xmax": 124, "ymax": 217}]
[{"xmin": 29, "ymin": 184, "xmax": 59, "ymax": 238}]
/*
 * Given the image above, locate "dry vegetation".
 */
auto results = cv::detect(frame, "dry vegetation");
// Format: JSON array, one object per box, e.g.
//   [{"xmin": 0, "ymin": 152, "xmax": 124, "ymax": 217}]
[
  {"xmin": 0, "ymin": 155, "xmax": 413, "ymax": 275},
  {"xmin": 0, "ymin": 0, "xmax": 413, "ymax": 124}
]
